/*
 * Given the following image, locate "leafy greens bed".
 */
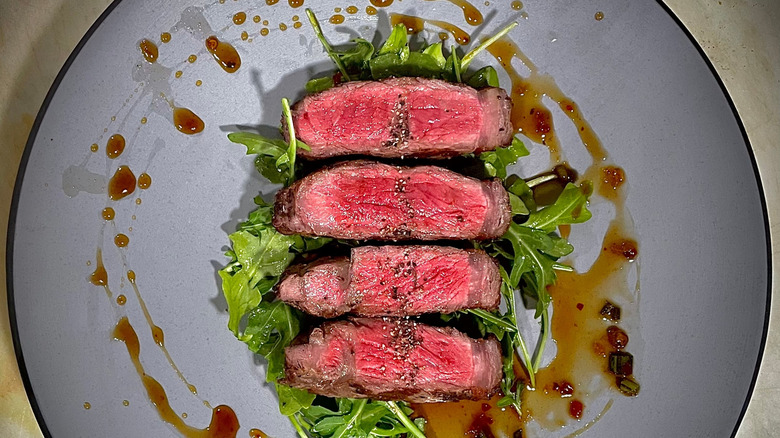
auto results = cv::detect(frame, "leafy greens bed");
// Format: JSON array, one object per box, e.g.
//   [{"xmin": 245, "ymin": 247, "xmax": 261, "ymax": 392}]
[{"xmin": 219, "ymin": 10, "xmax": 591, "ymax": 437}]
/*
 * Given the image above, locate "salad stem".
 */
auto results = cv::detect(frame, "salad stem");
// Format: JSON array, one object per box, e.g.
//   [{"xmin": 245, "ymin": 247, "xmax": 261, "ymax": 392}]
[
  {"xmin": 289, "ymin": 414, "xmax": 310, "ymax": 438},
  {"xmin": 532, "ymin": 306, "xmax": 551, "ymax": 372},
  {"xmin": 525, "ymin": 173, "xmax": 558, "ymax": 188},
  {"xmin": 382, "ymin": 401, "xmax": 427, "ymax": 438},
  {"xmin": 466, "ymin": 309, "xmax": 518, "ymax": 333},
  {"xmin": 281, "ymin": 98, "xmax": 298, "ymax": 184},
  {"xmin": 305, "ymin": 9, "xmax": 352, "ymax": 81},
  {"xmin": 461, "ymin": 22, "xmax": 519, "ymax": 72}
]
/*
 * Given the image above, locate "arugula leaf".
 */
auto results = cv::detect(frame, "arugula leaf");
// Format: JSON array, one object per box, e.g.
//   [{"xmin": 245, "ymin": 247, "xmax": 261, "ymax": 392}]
[
  {"xmin": 306, "ymin": 76, "xmax": 335, "ymax": 93},
  {"xmin": 306, "ymin": 9, "xmax": 351, "ymax": 81},
  {"xmin": 479, "ymin": 137, "xmax": 530, "ymax": 179},
  {"xmin": 378, "ymin": 24, "xmax": 410, "ymax": 56},
  {"xmin": 524, "ymin": 183, "xmax": 592, "ymax": 232},
  {"xmin": 220, "ymin": 226, "xmax": 295, "ymax": 336},
  {"xmin": 277, "ymin": 383, "xmax": 317, "ymax": 416},
  {"xmin": 227, "ymin": 132, "xmax": 288, "ymax": 184},
  {"xmin": 243, "ymin": 300, "xmax": 302, "ymax": 380},
  {"xmin": 466, "ymin": 65, "xmax": 500, "ymax": 89}
]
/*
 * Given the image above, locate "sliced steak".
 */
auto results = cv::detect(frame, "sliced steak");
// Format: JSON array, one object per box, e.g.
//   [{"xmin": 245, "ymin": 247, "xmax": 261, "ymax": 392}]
[
  {"xmin": 278, "ymin": 246, "xmax": 500, "ymax": 317},
  {"xmin": 273, "ymin": 160, "xmax": 511, "ymax": 240},
  {"xmin": 281, "ymin": 318, "xmax": 502, "ymax": 402},
  {"xmin": 286, "ymin": 77, "xmax": 513, "ymax": 159}
]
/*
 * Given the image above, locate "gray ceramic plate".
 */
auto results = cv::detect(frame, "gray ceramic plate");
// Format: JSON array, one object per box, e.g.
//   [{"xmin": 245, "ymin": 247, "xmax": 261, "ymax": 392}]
[{"xmin": 8, "ymin": 0, "xmax": 769, "ymax": 437}]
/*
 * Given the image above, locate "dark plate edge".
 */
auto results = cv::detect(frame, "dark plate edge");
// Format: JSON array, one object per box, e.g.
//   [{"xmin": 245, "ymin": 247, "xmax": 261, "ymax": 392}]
[
  {"xmin": 4, "ymin": 1, "xmax": 772, "ymax": 437},
  {"xmin": 5, "ymin": 1, "xmax": 123, "ymax": 437},
  {"xmin": 655, "ymin": 1, "xmax": 773, "ymax": 437}
]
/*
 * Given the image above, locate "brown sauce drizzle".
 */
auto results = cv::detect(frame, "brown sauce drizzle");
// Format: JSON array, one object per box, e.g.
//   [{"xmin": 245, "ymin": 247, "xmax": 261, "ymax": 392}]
[
  {"xmin": 414, "ymin": 397, "xmax": 523, "ymax": 437},
  {"xmin": 113, "ymin": 317, "xmax": 239, "ymax": 437},
  {"xmin": 205, "ymin": 36, "xmax": 241, "ymax": 73},
  {"xmin": 106, "ymin": 134, "xmax": 125, "ymax": 159},
  {"xmin": 138, "ymin": 173, "xmax": 152, "ymax": 189},
  {"xmin": 248, "ymin": 429, "xmax": 268, "ymax": 438},
  {"xmin": 487, "ymin": 38, "xmax": 608, "ymax": 164},
  {"xmin": 90, "ymin": 249, "xmax": 108, "ymax": 287},
  {"xmin": 139, "ymin": 39, "xmax": 159, "ymax": 63},
  {"xmin": 233, "ymin": 12, "xmax": 246, "ymax": 25},
  {"xmin": 289, "ymin": 0, "xmax": 304, "ymax": 7},
  {"xmin": 330, "ymin": 14, "xmax": 345, "ymax": 24},
  {"xmin": 108, "ymin": 166, "xmax": 137, "ymax": 201},
  {"xmin": 173, "ymin": 107, "xmax": 205, "ymax": 135},
  {"xmin": 127, "ymin": 270, "xmax": 200, "ymax": 396},
  {"xmin": 424, "ymin": 0, "xmax": 483, "ymax": 26},
  {"xmin": 390, "ymin": 13, "xmax": 470, "ymax": 45},
  {"xmin": 370, "ymin": 0, "xmax": 394, "ymax": 6}
]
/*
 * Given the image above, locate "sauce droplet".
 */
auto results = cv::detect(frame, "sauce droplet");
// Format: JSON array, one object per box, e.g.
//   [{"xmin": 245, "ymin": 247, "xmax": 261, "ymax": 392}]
[
  {"xmin": 293, "ymin": 22, "xmax": 302, "ymax": 29},
  {"xmin": 511, "ymin": 0, "xmax": 523, "ymax": 10},
  {"xmin": 139, "ymin": 39, "xmax": 159, "ymax": 63},
  {"xmin": 366, "ymin": 5, "xmax": 378, "ymax": 15},
  {"xmin": 106, "ymin": 134, "xmax": 125, "ymax": 159},
  {"xmin": 161, "ymin": 32, "xmax": 172, "ymax": 43},
  {"xmin": 205, "ymin": 36, "xmax": 241, "ymax": 73},
  {"xmin": 141, "ymin": 117, "xmax": 147, "ymax": 124},
  {"xmin": 173, "ymin": 107, "xmax": 205, "ymax": 135},
  {"xmin": 329, "ymin": 14, "xmax": 345, "ymax": 24},
  {"xmin": 138, "ymin": 173, "xmax": 152, "ymax": 189},
  {"xmin": 595, "ymin": 11, "xmax": 604, "ymax": 21},
  {"xmin": 108, "ymin": 166, "xmax": 137, "ymax": 201},
  {"xmin": 249, "ymin": 429, "xmax": 268, "ymax": 438},
  {"xmin": 266, "ymin": 0, "xmax": 279, "ymax": 4},
  {"xmin": 292, "ymin": 15, "xmax": 299, "ymax": 21},
  {"xmin": 123, "ymin": 400, "xmax": 130, "ymax": 406},
  {"xmin": 241, "ymin": 31, "xmax": 248, "ymax": 41},
  {"xmin": 114, "ymin": 233, "xmax": 130, "ymax": 248},
  {"xmin": 196, "ymin": 79, "xmax": 203, "ymax": 86},
  {"xmin": 346, "ymin": 5, "xmax": 358, "ymax": 14},
  {"xmin": 84, "ymin": 402, "xmax": 91, "ymax": 410},
  {"xmin": 90, "ymin": 249, "xmax": 108, "ymax": 286},
  {"xmin": 90, "ymin": 143, "xmax": 99, "ymax": 152},
  {"xmin": 260, "ymin": 28, "xmax": 269, "ymax": 36},
  {"xmin": 279, "ymin": 23, "xmax": 288, "ymax": 31},
  {"xmin": 187, "ymin": 54, "xmax": 197, "ymax": 63},
  {"xmin": 175, "ymin": 70, "xmax": 183, "ymax": 78},
  {"xmin": 370, "ymin": 0, "xmax": 393, "ymax": 7},
  {"xmin": 117, "ymin": 294, "xmax": 127, "ymax": 305},
  {"xmin": 289, "ymin": 0, "xmax": 304, "ymax": 7},
  {"xmin": 102, "ymin": 207, "xmax": 115, "ymax": 221},
  {"xmin": 253, "ymin": 15, "xmax": 261, "ymax": 23},
  {"xmin": 232, "ymin": 12, "xmax": 246, "ymax": 25}
]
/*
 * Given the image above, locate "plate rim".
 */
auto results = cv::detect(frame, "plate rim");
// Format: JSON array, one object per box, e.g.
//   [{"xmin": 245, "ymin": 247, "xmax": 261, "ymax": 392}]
[{"xmin": 5, "ymin": 1, "xmax": 772, "ymax": 437}]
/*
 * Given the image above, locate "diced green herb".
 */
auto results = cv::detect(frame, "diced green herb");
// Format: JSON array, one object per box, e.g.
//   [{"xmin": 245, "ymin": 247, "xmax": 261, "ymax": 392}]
[
  {"xmin": 617, "ymin": 376, "xmax": 641, "ymax": 397},
  {"xmin": 608, "ymin": 352, "xmax": 634, "ymax": 376}
]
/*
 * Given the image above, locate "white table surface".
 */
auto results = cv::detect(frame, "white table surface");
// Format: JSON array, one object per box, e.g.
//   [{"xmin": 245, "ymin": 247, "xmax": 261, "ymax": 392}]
[{"xmin": 0, "ymin": 0, "xmax": 777, "ymax": 436}]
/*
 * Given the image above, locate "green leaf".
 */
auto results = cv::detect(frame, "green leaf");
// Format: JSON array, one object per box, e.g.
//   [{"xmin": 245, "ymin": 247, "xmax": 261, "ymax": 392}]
[
  {"xmin": 227, "ymin": 132, "xmax": 288, "ymax": 184},
  {"xmin": 306, "ymin": 76, "xmax": 336, "ymax": 93},
  {"xmin": 466, "ymin": 66, "xmax": 499, "ymax": 88},
  {"xmin": 524, "ymin": 183, "xmax": 592, "ymax": 232},
  {"xmin": 276, "ymin": 383, "xmax": 317, "ymax": 416},
  {"xmin": 421, "ymin": 42, "xmax": 446, "ymax": 68},
  {"xmin": 244, "ymin": 300, "xmax": 302, "ymax": 381},
  {"xmin": 479, "ymin": 137, "xmax": 529, "ymax": 179},
  {"xmin": 378, "ymin": 24, "xmax": 410, "ymax": 57}
]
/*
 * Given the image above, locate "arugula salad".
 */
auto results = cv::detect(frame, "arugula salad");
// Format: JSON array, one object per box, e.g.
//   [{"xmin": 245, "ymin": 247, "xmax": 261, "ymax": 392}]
[{"xmin": 219, "ymin": 10, "xmax": 591, "ymax": 437}]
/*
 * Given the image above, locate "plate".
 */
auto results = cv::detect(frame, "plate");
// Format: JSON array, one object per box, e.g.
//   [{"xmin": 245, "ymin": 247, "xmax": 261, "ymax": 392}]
[{"xmin": 8, "ymin": 0, "xmax": 769, "ymax": 437}]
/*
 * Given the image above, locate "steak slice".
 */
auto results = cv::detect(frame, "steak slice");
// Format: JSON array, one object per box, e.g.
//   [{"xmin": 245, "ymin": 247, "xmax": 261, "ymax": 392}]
[
  {"xmin": 286, "ymin": 77, "xmax": 513, "ymax": 159},
  {"xmin": 281, "ymin": 318, "xmax": 502, "ymax": 402},
  {"xmin": 273, "ymin": 160, "xmax": 511, "ymax": 240},
  {"xmin": 278, "ymin": 246, "xmax": 501, "ymax": 317}
]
